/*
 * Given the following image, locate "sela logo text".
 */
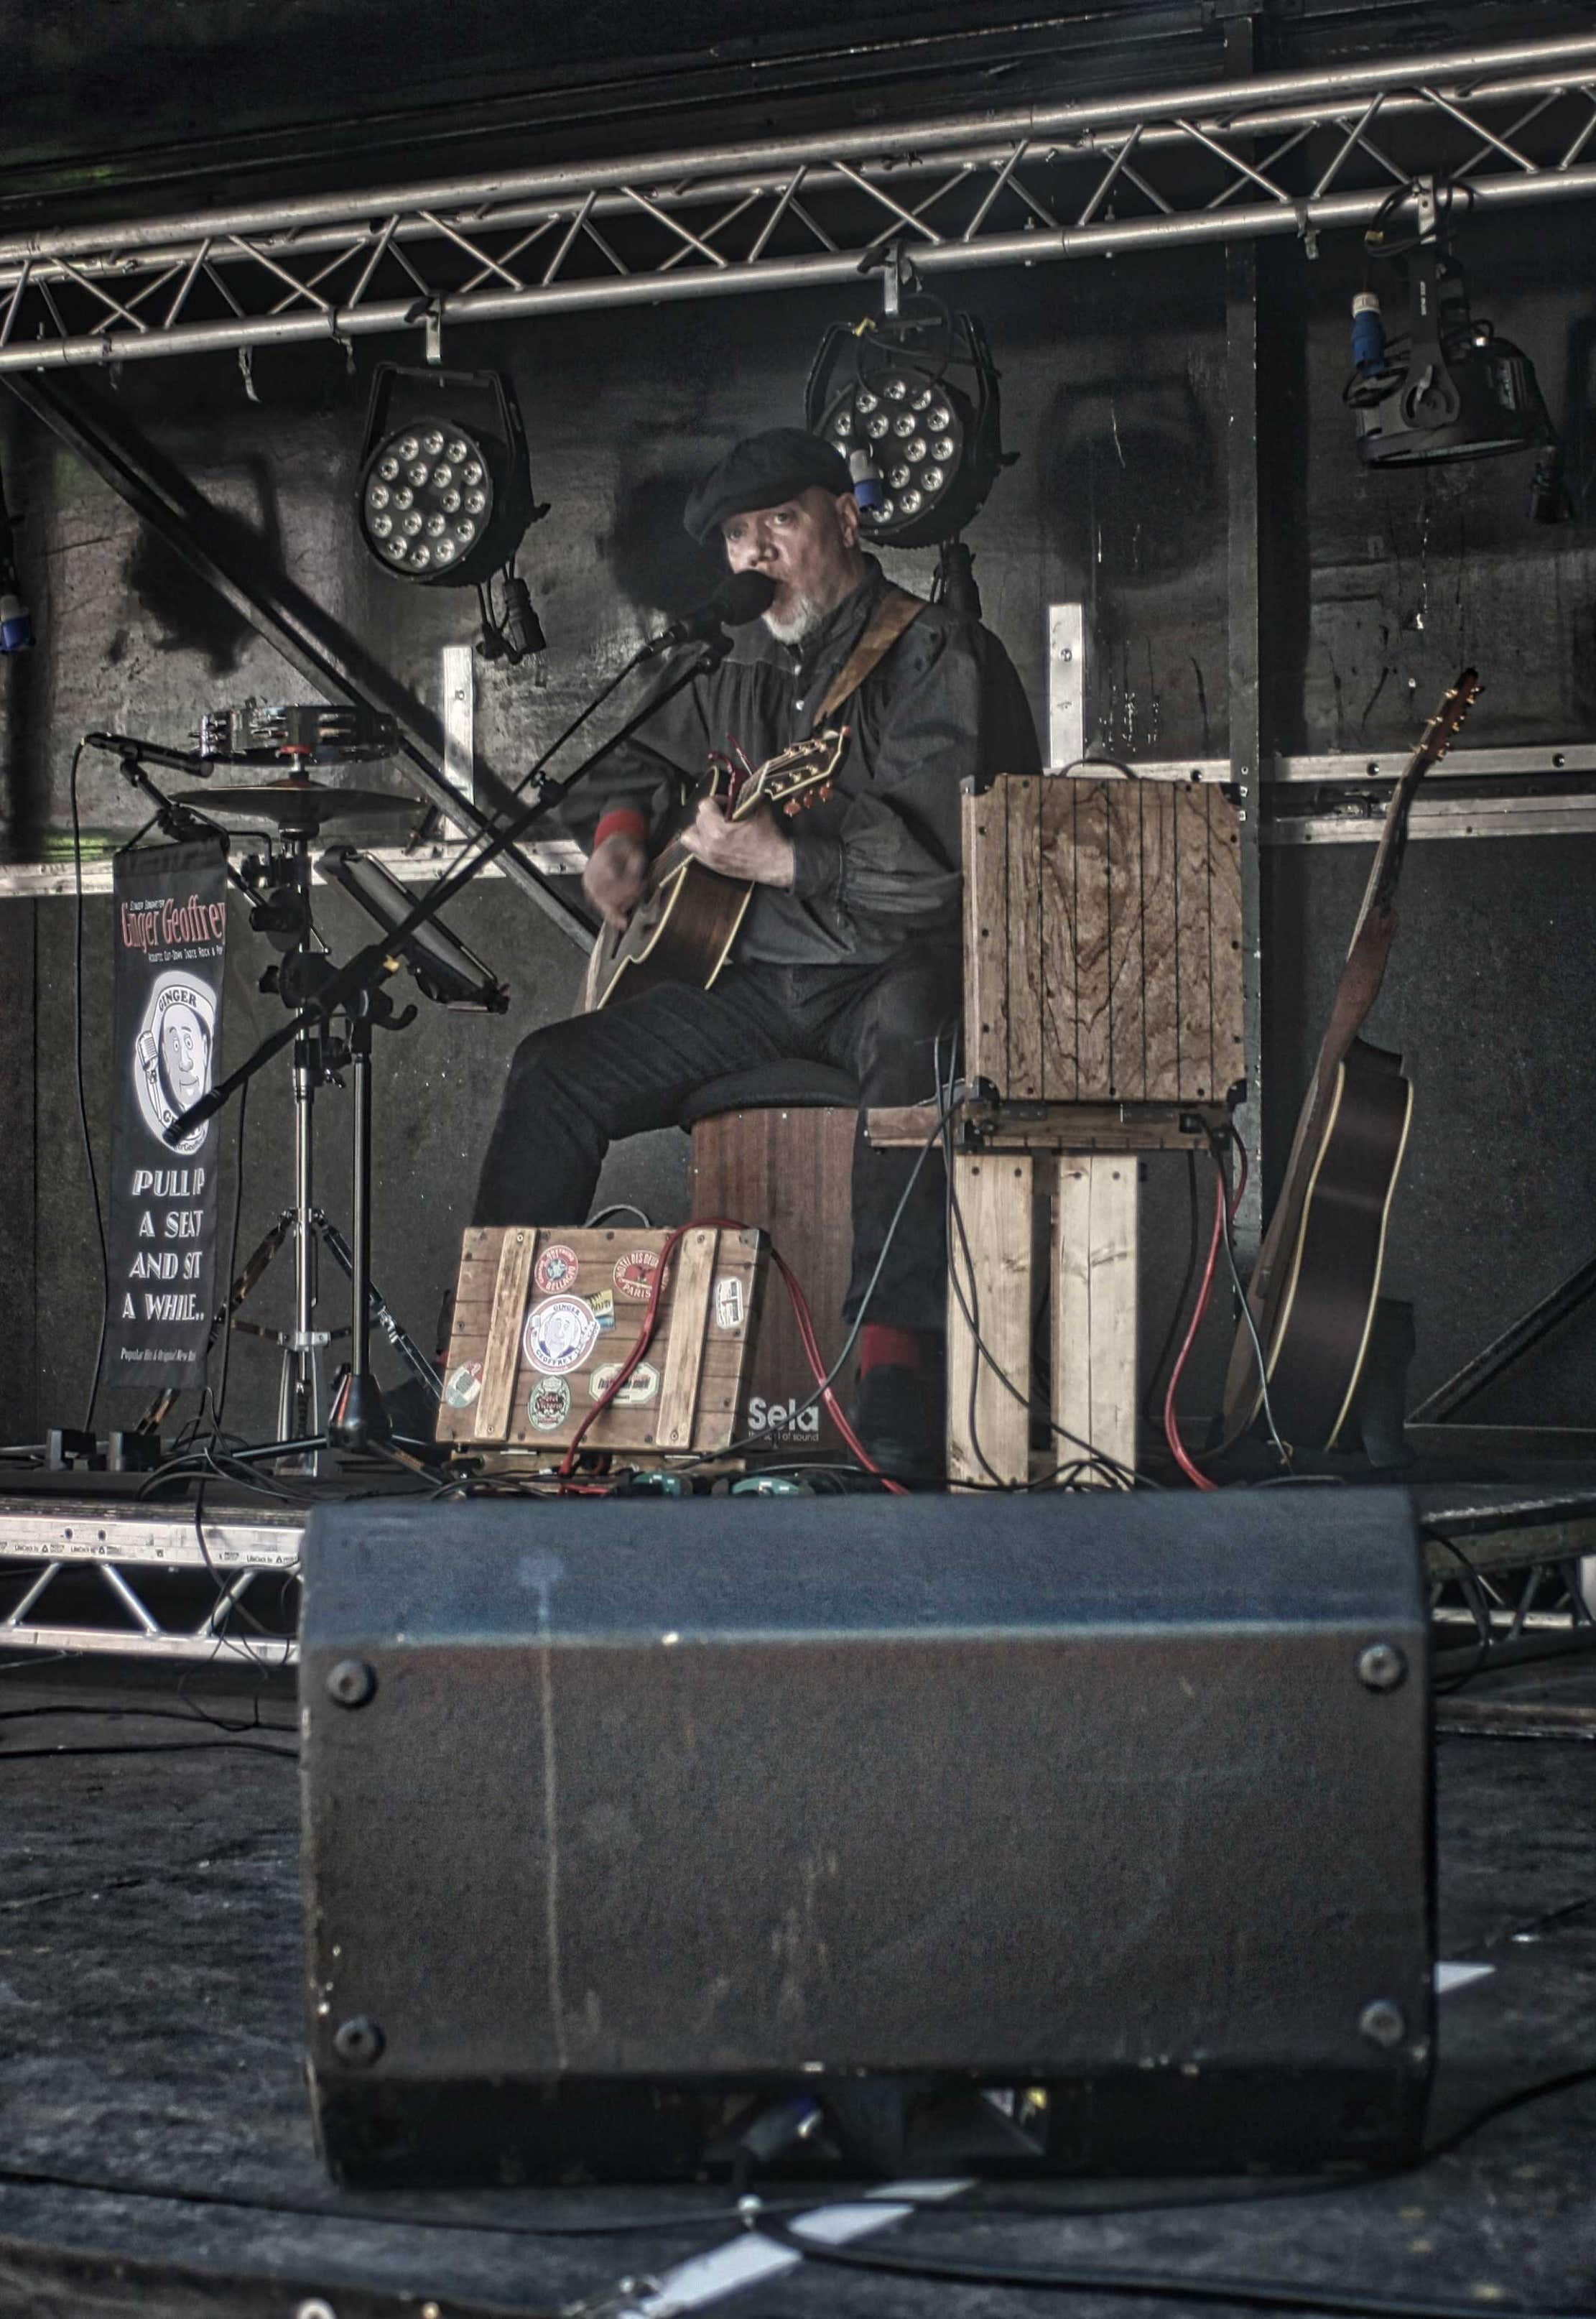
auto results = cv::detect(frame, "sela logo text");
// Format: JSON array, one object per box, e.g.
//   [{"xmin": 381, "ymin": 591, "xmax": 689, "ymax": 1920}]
[{"xmin": 746, "ymin": 1395, "xmax": 819, "ymax": 1438}]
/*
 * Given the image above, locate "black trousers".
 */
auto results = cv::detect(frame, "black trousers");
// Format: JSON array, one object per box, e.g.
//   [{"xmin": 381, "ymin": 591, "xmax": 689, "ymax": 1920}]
[{"xmin": 472, "ymin": 945, "xmax": 961, "ymax": 1336}]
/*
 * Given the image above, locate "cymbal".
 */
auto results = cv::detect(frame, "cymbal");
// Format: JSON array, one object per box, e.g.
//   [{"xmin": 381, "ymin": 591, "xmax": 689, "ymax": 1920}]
[{"xmin": 175, "ymin": 780, "xmax": 413, "ymax": 830}]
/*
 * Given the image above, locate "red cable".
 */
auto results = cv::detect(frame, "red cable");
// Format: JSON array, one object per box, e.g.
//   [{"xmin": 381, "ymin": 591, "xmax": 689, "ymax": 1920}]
[
  {"xmin": 557, "ymin": 1219, "xmax": 908, "ymax": 1496},
  {"xmin": 1161, "ymin": 1131, "xmax": 1248, "ymax": 1491},
  {"xmin": 1163, "ymin": 1169, "xmax": 1227, "ymax": 1490}
]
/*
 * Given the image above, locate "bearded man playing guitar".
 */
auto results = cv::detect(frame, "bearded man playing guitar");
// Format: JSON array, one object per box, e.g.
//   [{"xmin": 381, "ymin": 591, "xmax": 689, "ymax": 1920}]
[{"xmin": 473, "ymin": 427, "xmax": 1038, "ymax": 1479}]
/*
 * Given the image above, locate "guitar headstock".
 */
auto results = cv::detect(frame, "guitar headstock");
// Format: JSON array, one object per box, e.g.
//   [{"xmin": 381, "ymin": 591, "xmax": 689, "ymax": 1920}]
[
  {"xmin": 1419, "ymin": 669, "xmax": 1483, "ymax": 767},
  {"xmin": 736, "ymin": 726, "xmax": 850, "ymax": 820}
]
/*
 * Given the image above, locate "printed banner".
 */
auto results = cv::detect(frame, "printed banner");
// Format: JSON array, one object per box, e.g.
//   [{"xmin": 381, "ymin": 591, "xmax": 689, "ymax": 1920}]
[{"xmin": 106, "ymin": 840, "xmax": 228, "ymax": 1390}]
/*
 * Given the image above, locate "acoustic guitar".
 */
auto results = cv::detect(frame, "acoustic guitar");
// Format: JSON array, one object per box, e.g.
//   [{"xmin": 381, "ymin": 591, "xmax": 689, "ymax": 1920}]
[
  {"xmin": 1220, "ymin": 669, "xmax": 1481, "ymax": 1453},
  {"xmin": 583, "ymin": 727, "xmax": 848, "ymax": 1012}
]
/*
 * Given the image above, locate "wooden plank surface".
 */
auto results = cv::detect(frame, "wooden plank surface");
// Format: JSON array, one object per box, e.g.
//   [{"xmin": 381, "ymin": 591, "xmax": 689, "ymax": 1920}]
[
  {"xmin": 1053, "ymin": 1155, "xmax": 1138, "ymax": 1486},
  {"xmin": 1173, "ymin": 782, "xmax": 1217, "ymax": 1101},
  {"xmin": 946, "ymin": 1153, "xmax": 1032, "ymax": 1489},
  {"xmin": 866, "ymin": 1102, "xmax": 1225, "ymax": 1152},
  {"xmin": 475, "ymin": 1229, "xmax": 537, "ymax": 1442},
  {"xmin": 1039, "ymin": 777, "xmax": 1077, "ymax": 1102},
  {"xmin": 1203, "ymin": 783, "xmax": 1246, "ymax": 1102},
  {"xmin": 962, "ymin": 785, "xmax": 1008, "ymax": 1095},
  {"xmin": 1006, "ymin": 774, "xmax": 1044, "ymax": 1100},
  {"xmin": 1072, "ymin": 783, "xmax": 1113, "ymax": 1100},
  {"xmin": 657, "ymin": 1228, "xmax": 718, "ymax": 1450},
  {"xmin": 1103, "ymin": 784, "xmax": 1143, "ymax": 1100},
  {"xmin": 1140, "ymin": 784, "xmax": 1183, "ymax": 1102}
]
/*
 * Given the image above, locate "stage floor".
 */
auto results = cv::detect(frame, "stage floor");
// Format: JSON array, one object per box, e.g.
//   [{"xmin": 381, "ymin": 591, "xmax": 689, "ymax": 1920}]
[{"xmin": 0, "ymin": 1652, "xmax": 1592, "ymax": 2319}]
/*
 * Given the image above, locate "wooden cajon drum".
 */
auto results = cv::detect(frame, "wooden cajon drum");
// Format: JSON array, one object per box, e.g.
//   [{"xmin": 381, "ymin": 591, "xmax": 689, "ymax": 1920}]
[
  {"xmin": 950, "ymin": 773, "xmax": 1245, "ymax": 1486},
  {"xmin": 685, "ymin": 1063, "xmax": 861, "ymax": 1458}
]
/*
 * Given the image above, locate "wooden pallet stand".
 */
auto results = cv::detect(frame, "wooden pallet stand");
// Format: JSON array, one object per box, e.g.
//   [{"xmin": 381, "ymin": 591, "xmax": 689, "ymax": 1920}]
[
  {"xmin": 436, "ymin": 1224, "xmax": 764, "ymax": 1462},
  {"xmin": 876, "ymin": 772, "xmax": 1251, "ymax": 1487},
  {"xmin": 868, "ymin": 1103, "xmax": 1223, "ymax": 1487}
]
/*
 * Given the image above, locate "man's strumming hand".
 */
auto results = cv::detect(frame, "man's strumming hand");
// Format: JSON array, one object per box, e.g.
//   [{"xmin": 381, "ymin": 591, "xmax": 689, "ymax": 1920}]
[
  {"xmin": 679, "ymin": 798, "xmax": 795, "ymax": 889},
  {"xmin": 583, "ymin": 831, "xmax": 649, "ymax": 930}
]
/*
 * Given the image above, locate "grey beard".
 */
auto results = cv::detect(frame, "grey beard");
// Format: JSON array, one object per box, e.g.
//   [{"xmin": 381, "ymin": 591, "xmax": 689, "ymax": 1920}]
[{"xmin": 763, "ymin": 593, "xmax": 825, "ymax": 647}]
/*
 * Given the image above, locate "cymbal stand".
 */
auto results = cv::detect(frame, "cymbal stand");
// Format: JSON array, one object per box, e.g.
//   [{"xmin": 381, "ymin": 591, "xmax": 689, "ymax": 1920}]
[
  {"xmin": 231, "ymin": 830, "xmax": 434, "ymax": 1468},
  {"xmin": 100, "ymin": 731, "xmax": 440, "ymax": 1466},
  {"xmin": 238, "ymin": 828, "xmax": 333, "ymax": 1473}
]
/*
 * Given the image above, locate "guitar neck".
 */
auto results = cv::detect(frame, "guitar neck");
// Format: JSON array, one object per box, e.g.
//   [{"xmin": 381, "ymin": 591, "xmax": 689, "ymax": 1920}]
[{"xmin": 1344, "ymin": 767, "xmax": 1417, "ymax": 960}]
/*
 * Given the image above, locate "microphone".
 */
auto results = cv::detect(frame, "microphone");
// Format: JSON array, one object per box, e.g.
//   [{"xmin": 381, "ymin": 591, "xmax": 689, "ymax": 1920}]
[
  {"xmin": 85, "ymin": 732, "xmax": 215, "ymax": 775},
  {"xmin": 640, "ymin": 570, "xmax": 776, "ymax": 659}
]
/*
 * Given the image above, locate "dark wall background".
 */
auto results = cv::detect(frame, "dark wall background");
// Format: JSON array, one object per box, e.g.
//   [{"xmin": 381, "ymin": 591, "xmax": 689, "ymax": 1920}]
[{"xmin": 2, "ymin": 194, "xmax": 1595, "ymax": 1445}]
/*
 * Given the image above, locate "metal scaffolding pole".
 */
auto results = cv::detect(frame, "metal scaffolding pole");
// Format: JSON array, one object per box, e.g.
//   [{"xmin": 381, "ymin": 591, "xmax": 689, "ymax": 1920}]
[
  {"xmin": 0, "ymin": 32, "xmax": 1594, "ymax": 373},
  {"xmin": 1224, "ymin": 11, "xmax": 1266, "ymax": 1270}
]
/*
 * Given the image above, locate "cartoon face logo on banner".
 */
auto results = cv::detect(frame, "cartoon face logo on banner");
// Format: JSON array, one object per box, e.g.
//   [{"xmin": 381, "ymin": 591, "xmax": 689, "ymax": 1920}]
[{"xmin": 134, "ymin": 973, "xmax": 218, "ymax": 1156}]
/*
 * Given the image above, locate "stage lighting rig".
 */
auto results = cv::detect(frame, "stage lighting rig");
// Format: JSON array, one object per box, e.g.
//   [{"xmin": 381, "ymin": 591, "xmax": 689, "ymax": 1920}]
[
  {"xmin": 805, "ymin": 261, "xmax": 1010, "ymax": 553},
  {"xmin": 357, "ymin": 364, "xmax": 549, "ymax": 657},
  {"xmin": 1345, "ymin": 178, "xmax": 1555, "ymax": 475},
  {"xmin": 0, "ymin": 459, "xmax": 33, "ymax": 654}
]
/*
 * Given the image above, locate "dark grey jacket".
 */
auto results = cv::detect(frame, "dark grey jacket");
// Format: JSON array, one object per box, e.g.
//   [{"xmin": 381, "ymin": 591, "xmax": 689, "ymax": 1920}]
[{"xmin": 571, "ymin": 559, "xmax": 1041, "ymax": 966}]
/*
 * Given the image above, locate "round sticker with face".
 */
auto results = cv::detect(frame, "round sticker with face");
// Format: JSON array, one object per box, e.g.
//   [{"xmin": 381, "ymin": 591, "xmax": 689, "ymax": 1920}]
[
  {"xmin": 526, "ymin": 1376, "xmax": 572, "ymax": 1431},
  {"xmin": 442, "ymin": 1359, "xmax": 483, "ymax": 1410},
  {"xmin": 523, "ymin": 1294, "xmax": 601, "ymax": 1375},
  {"xmin": 613, "ymin": 1248, "xmax": 661, "ymax": 1303},
  {"xmin": 534, "ymin": 1243, "xmax": 579, "ymax": 1294},
  {"xmin": 133, "ymin": 973, "xmax": 218, "ymax": 1157}
]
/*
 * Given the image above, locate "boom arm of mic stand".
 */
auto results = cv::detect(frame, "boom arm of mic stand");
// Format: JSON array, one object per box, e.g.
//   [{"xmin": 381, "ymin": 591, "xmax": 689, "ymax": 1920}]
[
  {"xmin": 162, "ymin": 641, "xmax": 723, "ymax": 1149},
  {"xmin": 89, "ymin": 734, "xmax": 258, "ymax": 903}
]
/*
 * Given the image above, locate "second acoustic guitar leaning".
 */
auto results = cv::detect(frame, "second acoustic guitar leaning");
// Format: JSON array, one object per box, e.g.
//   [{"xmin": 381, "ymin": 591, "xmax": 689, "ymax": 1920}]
[{"xmin": 1221, "ymin": 668, "xmax": 1482, "ymax": 1453}]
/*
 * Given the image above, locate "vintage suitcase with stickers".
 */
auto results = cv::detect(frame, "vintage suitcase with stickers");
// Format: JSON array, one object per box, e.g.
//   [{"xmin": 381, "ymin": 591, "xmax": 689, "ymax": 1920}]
[{"xmin": 435, "ymin": 1224, "xmax": 766, "ymax": 1458}]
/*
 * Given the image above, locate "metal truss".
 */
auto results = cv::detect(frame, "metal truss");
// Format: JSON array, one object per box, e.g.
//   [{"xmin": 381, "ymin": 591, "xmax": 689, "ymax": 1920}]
[
  {"xmin": 0, "ymin": 1499, "xmax": 300, "ymax": 1665},
  {"xmin": 2, "ymin": 1485, "xmax": 1591, "ymax": 1670},
  {"xmin": 1425, "ymin": 1501, "xmax": 1596, "ymax": 1680},
  {"xmin": 3, "ymin": 32, "xmax": 1596, "ymax": 375}
]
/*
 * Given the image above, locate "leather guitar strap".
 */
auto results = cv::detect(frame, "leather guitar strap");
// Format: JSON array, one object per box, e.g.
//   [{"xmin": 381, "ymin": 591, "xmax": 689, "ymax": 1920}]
[{"xmin": 810, "ymin": 586, "xmax": 927, "ymax": 729}]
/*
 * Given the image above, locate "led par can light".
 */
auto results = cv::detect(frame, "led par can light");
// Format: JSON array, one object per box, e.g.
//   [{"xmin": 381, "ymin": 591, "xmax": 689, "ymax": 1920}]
[
  {"xmin": 357, "ymin": 365, "xmax": 537, "ymax": 586},
  {"xmin": 806, "ymin": 305, "xmax": 1007, "ymax": 550}
]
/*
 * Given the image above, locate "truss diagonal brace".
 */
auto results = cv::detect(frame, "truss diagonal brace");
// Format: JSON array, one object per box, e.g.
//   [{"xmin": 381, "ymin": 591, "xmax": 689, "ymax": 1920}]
[{"xmin": 6, "ymin": 374, "xmax": 591, "ymax": 950}]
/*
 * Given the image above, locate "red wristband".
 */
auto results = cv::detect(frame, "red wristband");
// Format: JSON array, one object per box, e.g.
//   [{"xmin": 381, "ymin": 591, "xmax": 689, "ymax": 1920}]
[{"xmin": 593, "ymin": 807, "xmax": 648, "ymax": 851}]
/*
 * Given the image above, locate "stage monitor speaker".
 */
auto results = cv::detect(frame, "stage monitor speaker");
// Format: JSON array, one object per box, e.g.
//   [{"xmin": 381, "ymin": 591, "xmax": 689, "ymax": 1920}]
[{"xmin": 300, "ymin": 1489, "xmax": 1433, "ymax": 2186}]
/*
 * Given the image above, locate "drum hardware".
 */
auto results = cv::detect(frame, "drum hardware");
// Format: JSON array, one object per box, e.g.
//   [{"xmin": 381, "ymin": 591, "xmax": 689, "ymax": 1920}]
[
  {"xmin": 91, "ymin": 722, "xmax": 448, "ymax": 1471},
  {"xmin": 196, "ymin": 700, "xmax": 401, "ymax": 765},
  {"xmin": 158, "ymin": 617, "xmax": 748, "ymax": 1456}
]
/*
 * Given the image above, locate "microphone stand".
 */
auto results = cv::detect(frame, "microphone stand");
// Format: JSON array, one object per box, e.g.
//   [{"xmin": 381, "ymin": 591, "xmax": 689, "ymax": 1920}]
[{"xmin": 161, "ymin": 629, "xmax": 733, "ymax": 1453}]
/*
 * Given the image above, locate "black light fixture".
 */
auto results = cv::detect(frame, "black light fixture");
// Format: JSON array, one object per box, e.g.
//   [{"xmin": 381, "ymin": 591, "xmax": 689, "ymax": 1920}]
[
  {"xmin": 1345, "ymin": 179, "xmax": 1555, "ymax": 473},
  {"xmin": 357, "ymin": 364, "xmax": 549, "ymax": 656},
  {"xmin": 805, "ymin": 258, "xmax": 1009, "ymax": 553}
]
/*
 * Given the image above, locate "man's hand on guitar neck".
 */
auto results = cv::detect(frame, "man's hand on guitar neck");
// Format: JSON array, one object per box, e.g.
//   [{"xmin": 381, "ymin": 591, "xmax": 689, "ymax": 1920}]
[
  {"xmin": 679, "ymin": 797, "xmax": 795, "ymax": 890},
  {"xmin": 583, "ymin": 831, "xmax": 649, "ymax": 930}
]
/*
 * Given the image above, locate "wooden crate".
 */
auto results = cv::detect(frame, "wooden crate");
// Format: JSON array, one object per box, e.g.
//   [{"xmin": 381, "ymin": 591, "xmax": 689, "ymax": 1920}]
[
  {"xmin": 436, "ymin": 1225, "xmax": 764, "ymax": 1456},
  {"xmin": 962, "ymin": 774, "xmax": 1244, "ymax": 1106},
  {"xmin": 947, "ymin": 1150, "xmax": 1138, "ymax": 1490}
]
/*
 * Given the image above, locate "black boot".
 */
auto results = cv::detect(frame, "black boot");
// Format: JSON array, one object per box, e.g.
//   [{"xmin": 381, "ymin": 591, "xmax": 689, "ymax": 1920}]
[{"xmin": 853, "ymin": 1364, "xmax": 943, "ymax": 1486}]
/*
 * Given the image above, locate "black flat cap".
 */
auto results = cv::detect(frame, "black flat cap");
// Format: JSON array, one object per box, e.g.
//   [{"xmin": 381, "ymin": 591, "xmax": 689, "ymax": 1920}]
[{"xmin": 683, "ymin": 427, "xmax": 851, "ymax": 542}]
